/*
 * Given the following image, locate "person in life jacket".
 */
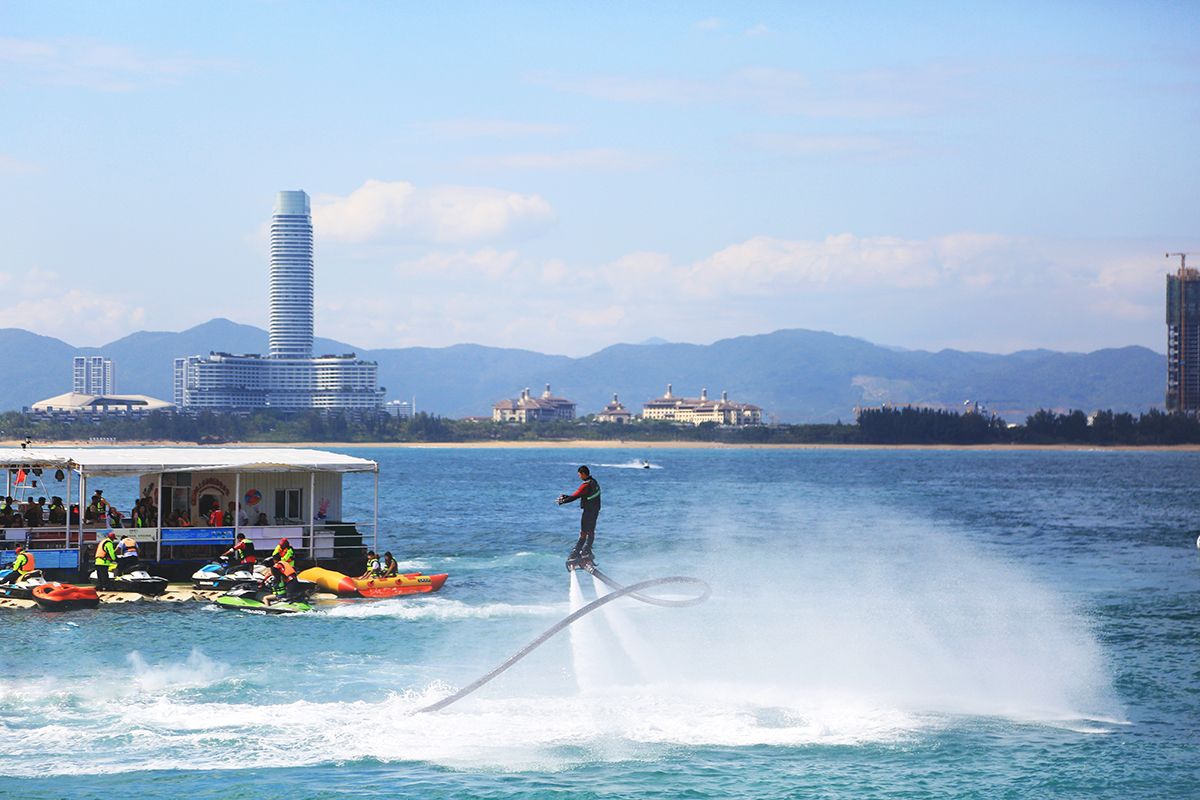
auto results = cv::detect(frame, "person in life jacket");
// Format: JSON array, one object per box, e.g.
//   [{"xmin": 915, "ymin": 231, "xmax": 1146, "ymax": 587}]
[
  {"xmin": 359, "ymin": 550, "xmax": 382, "ymax": 579},
  {"xmin": 207, "ymin": 505, "xmax": 225, "ymax": 526},
  {"xmin": 557, "ymin": 465, "xmax": 601, "ymax": 562},
  {"xmin": 93, "ymin": 530, "xmax": 118, "ymax": 590},
  {"xmin": 115, "ymin": 535, "xmax": 139, "ymax": 575},
  {"xmin": 262, "ymin": 558, "xmax": 305, "ymax": 605},
  {"xmin": 381, "ymin": 552, "xmax": 399, "ymax": 578},
  {"xmin": 0, "ymin": 545, "xmax": 34, "ymax": 583},
  {"xmin": 270, "ymin": 538, "xmax": 295, "ymax": 566},
  {"xmin": 220, "ymin": 533, "xmax": 255, "ymax": 566}
]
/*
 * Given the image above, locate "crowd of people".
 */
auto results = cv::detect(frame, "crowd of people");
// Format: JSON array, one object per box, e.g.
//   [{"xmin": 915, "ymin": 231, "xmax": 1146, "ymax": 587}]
[{"xmin": 0, "ymin": 488, "xmax": 279, "ymax": 531}]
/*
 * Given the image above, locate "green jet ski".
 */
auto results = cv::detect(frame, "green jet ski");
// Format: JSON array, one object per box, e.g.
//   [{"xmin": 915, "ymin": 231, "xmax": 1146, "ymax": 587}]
[{"xmin": 214, "ymin": 585, "xmax": 313, "ymax": 614}]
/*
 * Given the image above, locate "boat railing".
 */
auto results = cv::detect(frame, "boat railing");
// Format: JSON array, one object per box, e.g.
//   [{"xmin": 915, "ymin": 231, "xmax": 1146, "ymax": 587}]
[{"xmin": 0, "ymin": 521, "xmax": 369, "ymax": 573}]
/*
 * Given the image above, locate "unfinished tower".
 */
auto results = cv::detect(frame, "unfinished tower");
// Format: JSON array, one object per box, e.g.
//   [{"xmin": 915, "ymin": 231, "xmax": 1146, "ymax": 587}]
[{"xmin": 1166, "ymin": 255, "xmax": 1200, "ymax": 413}]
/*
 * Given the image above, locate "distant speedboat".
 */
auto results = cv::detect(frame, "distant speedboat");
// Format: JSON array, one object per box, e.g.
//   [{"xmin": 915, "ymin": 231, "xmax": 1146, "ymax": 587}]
[{"xmin": 640, "ymin": 459, "xmax": 651, "ymax": 469}]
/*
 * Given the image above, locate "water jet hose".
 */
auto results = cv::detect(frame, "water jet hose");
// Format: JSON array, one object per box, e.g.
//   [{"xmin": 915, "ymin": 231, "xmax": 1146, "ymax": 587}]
[{"xmin": 417, "ymin": 566, "xmax": 711, "ymax": 713}]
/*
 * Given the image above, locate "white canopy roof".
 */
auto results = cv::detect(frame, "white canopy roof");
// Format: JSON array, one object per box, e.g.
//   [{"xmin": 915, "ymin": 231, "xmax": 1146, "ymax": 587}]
[{"xmin": 0, "ymin": 447, "xmax": 377, "ymax": 476}]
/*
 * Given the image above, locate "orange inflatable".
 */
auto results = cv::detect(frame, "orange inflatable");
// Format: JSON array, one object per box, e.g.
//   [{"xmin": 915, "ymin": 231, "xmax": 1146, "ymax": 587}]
[
  {"xmin": 298, "ymin": 566, "xmax": 448, "ymax": 598},
  {"xmin": 355, "ymin": 573, "xmax": 448, "ymax": 596}
]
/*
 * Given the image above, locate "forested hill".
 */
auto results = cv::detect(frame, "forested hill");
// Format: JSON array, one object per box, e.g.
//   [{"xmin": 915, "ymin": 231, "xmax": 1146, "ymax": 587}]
[{"xmin": 0, "ymin": 320, "xmax": 1165, "ymax": 423}]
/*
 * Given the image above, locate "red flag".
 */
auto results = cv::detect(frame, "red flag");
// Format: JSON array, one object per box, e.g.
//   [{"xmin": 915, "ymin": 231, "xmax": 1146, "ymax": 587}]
[{"xmin": 14, "ymin": 468, "xmax": 26, "ymax": 485}]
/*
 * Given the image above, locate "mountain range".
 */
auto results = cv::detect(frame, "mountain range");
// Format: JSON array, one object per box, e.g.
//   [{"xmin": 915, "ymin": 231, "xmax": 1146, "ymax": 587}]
[{"xmin": 0, "ymin": 319, "xmax": 1166, "ymax": 423}]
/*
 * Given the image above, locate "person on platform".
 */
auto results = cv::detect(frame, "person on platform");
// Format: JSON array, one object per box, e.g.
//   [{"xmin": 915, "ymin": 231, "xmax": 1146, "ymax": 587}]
[
  {"xmin": 261, "ymin": 559, "xmax": 305, "ymax": 605},
  {"xmin": 269, "ymin": 537, "xmax": 295, "ymax": 567},
  {"xmin": 557, "ymin": 465, "xmax": 602, "ymax": 565},
  {"xmin": 0, "ymin": 545, "xmax": 34, "ymax": 583},
  {"xmin": 93, "ymin": 530, "xmax": 118, "ymax": 590},
  {"xmin": 47, "ymin": 496, "xmax": 66, "ymax": 525},
  {"xmin": 86, "ymin": 490, "xmax": 109, "ymax": 524},
  {"xmin": 207, "ymin": 505, "xmax": 225, "ymax": 526},
  {"xmin": 381, "ymin": 552, "xmax": 399, "ymax": 578},
  {"xmin": 115, "ymin": 535, "xmax": 139, "ymax": 575},
  {"xmin": 220, "ymin": 532, "xmax": 255, "ymax": 566},
  {"xmin": 360, "ymin": 550, "xmax": 383, "ymax": 579}
]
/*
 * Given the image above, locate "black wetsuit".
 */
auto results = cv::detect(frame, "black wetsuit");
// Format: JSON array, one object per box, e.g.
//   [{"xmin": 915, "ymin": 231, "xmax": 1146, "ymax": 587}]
[{"xmin": 563, "ymin": 476, "xmax": 601, "ymax": 557}]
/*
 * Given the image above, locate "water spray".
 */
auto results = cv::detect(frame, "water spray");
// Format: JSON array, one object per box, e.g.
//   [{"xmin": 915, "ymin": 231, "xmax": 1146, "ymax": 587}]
[{"xmin": 417, "ymin": 565, "xmax": 710, "ymax": 713}]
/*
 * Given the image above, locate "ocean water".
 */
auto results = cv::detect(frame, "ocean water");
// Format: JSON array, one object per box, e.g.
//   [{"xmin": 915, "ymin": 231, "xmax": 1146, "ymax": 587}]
[{"xmin": 1, "ymin": 446, "xmax": 1198, "ymax": 798}]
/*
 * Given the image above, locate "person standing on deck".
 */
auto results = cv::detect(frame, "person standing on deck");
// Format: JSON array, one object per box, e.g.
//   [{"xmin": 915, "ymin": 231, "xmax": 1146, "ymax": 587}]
[
  {"xmin": 93, "ymin": 530, "xmax": 118, "ymax": 589},
  {"xmin": 557, "ymin": 465, "xmax": 601, "ymax": 563}
]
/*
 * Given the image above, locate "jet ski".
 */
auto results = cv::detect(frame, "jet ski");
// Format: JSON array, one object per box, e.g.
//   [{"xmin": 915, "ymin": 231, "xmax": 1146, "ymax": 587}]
[
  {"xmin": 191, "ymin": 559, "xmax": 267, "ymax": 590},
  {"xmin": 214, "ymin": 585, "xmax": 313, "ymax": 614},
  {"xmin": 33, "ymin": 583, "xmax": 100, "ymax": 611},
  {"xmin": 0, "ymin": 568, "xmax": 49, "ymax": 600},
  {"xmin": 89, "ymin": 568, "xmax": 169, "ymax": 596}
]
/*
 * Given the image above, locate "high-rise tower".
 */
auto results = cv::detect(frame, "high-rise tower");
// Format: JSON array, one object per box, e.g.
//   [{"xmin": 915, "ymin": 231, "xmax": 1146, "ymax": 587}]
[
  {"xmin": 175, "ymin": 189, "xmax": 382, "ymax": 411},
  {"xmin": 269, "ymin": 190, "xmax": 314, "ymax": 359},
  {"xmin": 1166, "ymin": 257, "xmax": 1200, "ymax": 413}
]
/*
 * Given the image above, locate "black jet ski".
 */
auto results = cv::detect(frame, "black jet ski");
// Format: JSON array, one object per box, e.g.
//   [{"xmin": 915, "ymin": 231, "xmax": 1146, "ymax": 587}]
[{"xmin": 89, "ymin": 567, "xmax": 169, "ymax": 596}]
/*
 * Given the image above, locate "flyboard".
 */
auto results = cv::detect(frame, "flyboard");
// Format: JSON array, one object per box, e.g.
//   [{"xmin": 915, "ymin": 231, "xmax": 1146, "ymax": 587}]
[{"xmin": 417, "ymin": 560, "xmax": 710, "ymax": 713}]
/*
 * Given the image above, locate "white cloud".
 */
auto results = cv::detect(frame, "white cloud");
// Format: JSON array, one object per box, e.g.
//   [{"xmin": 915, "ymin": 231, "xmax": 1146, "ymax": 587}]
[
  {"xmin": 530, "ymin": 64, "xmax": 968, "ymax": 118},
  {"xmin": 0, "ymin": 36, "xmax": 224, "ymax": 91},
  {"xmin": 413, "ymin": 119, "xmax": 572, "ymax": 137},
  {"xmin": 397, "ymin": 248, "xmax": 519, "ymax": 279},
  {"xmin": 745, "ymin": 23, "xmax": 771, "ymax": 37},
  {"xmin": 0, "ymin": 268, "xmax": 146, "ymax": 343},
  {"xmin": 738, "ymin": 132, "xmax": 909, "ymax": 158},
  {"xmin": 465, "ymin": 148, "xmax": 662, "ymax": 170},
  {"xmin": 694, "ymin": 17, "xmax": 723, "ymax": 31},
  {"xmin": 0, "ymin": 154, "xmax": 38, "ymax": 174},
  {"xmin": 312, "ymin": 179, "xmax": 555, "ymax": 244}
]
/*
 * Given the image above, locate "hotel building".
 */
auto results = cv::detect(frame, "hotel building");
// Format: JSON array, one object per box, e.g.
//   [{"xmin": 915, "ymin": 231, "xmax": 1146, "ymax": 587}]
[
  {"xmin": 641, "ymin": 384, "xmax": 762, "ymax": 426},
  {"xmin": 493, "ymin": 384, "xmax": 576, "ymax": 423},
  {"xmin": 73, "ymin": 356, "xmax": 115, "ymax": 395},
  {"xmin": 174, "ymin": 191, "xmax": 382, "ymax": 411}
]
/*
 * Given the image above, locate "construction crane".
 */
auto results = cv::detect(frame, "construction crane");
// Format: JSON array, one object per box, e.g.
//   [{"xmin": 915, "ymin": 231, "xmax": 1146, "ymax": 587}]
[{"xmin": 1166, "ymin": 252, "xmax": 1196, "ymax": 274}]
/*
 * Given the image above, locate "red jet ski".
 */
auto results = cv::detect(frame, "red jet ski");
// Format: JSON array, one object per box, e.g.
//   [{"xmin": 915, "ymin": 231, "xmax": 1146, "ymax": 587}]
[{"xmin": 33, "ymin": 583, "xmax": 100, "ymax": 611}]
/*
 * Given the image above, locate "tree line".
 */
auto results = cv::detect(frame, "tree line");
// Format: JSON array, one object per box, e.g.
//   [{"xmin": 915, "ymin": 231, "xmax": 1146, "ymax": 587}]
[{"xmin": 0, "ymin": 407, "xmax": 1196, "ymax": 446}]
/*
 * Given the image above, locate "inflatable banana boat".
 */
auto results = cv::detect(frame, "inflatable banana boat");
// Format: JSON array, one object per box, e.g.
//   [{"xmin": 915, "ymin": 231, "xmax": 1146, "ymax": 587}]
[{"xmin": 298, "ymin": 567, "xmax": 448, "ymax": 598}]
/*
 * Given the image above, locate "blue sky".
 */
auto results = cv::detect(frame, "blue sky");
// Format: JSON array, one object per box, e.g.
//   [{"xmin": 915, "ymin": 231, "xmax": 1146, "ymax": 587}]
[{"xmin": 2, "ymin": 1, "xmax": 1197, "ymax": 356}]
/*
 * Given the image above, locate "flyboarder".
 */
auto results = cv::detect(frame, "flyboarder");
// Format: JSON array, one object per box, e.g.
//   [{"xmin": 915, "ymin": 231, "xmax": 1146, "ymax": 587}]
[{"xmin": 557, "ymin": 465, "xmax": 601, "ymax": 570}]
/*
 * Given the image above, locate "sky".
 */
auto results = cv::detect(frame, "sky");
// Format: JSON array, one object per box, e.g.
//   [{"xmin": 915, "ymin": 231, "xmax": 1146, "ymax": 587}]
[{"xmin": 1, "ymin": 1, "xmax": 1197, "ymax": 357}]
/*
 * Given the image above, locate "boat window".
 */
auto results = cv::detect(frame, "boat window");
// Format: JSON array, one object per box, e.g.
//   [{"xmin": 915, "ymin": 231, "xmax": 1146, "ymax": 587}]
[{"xmin": 274, "ymin": 488, "xmax": 302, "ymax": 521}]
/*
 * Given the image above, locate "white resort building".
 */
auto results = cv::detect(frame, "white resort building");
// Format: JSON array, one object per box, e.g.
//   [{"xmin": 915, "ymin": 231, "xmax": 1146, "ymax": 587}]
[
  {"xmin": 641, "ymin": 384, "xmax": 763, "ymax": 426},
  {"xmin": 493, "ymin": 384, "xmax": 576, "ymax": 423},
  {"xmin": 595, "ymin": 393, "xmax": 634, "ymax": 424},
  {"xmin": 174, "ymin": 191, "xmax": 383, "ymax": 411}
]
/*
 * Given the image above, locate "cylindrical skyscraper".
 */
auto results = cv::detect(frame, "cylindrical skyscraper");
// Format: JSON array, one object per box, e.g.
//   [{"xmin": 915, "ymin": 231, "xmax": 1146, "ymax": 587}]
[{"xmin": 269, "ymin": 190, "xmax": 314, "ymax": 359}]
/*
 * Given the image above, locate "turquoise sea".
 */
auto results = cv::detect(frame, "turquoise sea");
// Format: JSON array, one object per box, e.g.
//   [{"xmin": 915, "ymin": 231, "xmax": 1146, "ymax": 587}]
[{"xmin": 1, "ymin": 446, "xmax": 1198, "ymax": 799}]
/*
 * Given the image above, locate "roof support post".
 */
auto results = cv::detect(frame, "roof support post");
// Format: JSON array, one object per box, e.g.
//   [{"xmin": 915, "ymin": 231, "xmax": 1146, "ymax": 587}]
[
  {"xmin": 157, "ymin": 472, "xmax": 164, "ymax": 555},
  {"xmin": 234, "ymin": 471, "xmax": 240, "ymax": 542},
  {"xmin": 77, "ymin": 469, "xmax": 86, "ymax": 575},
  {"xmin": 64, "ymin": 463, "xmax": 71, "ymax": 551},
  {"xmin": 309, "ymin": 471, "xmax": 315, "ymax": 560}
]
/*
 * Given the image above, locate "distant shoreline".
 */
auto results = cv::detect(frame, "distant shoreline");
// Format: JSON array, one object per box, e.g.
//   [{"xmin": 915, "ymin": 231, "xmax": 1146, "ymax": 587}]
[{"xmin": 3, "ymin": 439, "xmax": 1198, "ymax": 452}]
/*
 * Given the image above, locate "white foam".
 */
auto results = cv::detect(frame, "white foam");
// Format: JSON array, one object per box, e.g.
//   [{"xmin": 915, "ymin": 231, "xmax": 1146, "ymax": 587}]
[{"xmin": 319, "ymin": 596, "xmax": 564, "ymax": 621}]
